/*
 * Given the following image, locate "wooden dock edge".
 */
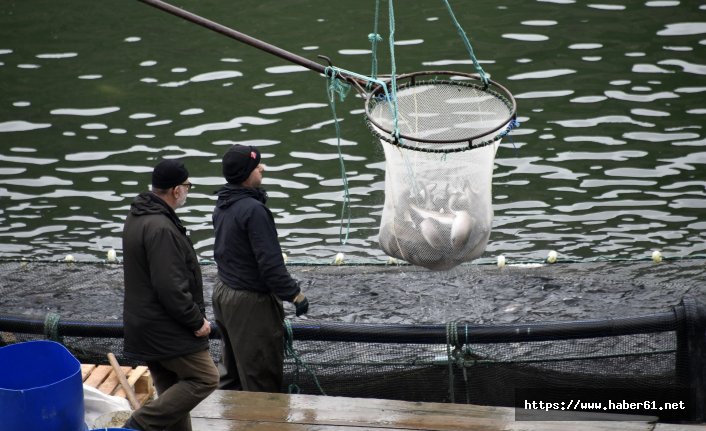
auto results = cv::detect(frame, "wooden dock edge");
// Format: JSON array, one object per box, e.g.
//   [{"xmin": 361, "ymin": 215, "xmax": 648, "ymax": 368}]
[{"xmin": 191, "ymin": 390, "xmax": 706, "ymax": 431}]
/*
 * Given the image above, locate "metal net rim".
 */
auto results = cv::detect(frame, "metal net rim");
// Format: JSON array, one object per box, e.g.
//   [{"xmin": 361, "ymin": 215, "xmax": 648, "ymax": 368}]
[{"xmin": 364, "ymin": 71, "xmax": 517, "ymax": 153}]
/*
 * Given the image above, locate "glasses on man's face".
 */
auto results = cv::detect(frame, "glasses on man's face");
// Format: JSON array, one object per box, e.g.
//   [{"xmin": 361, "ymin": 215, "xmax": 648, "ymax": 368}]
[{"xmin": 178, "ymin": 182, "xmax": 193, "ymax": 191}]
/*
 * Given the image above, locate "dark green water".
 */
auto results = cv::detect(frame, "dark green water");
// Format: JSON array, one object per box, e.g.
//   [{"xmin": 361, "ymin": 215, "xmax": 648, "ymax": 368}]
[{"xmin": 1, "ymin": 0, "xmax": 705, "ymax": 265}]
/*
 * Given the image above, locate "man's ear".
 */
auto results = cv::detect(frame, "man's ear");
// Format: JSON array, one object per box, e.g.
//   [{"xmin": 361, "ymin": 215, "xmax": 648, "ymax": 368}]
[{"xmin": 170, "ymin": 186, "xmax": 181, "ymax": 201}]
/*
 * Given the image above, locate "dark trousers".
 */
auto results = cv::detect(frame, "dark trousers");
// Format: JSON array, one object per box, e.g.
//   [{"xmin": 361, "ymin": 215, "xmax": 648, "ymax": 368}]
[
  {"xmin": 212, "ymin": 280, "xmax": 285, "ymax": 392},
  {"xmin": 131, "ymin": 349, "xmax": 219, "ymax": 431}
]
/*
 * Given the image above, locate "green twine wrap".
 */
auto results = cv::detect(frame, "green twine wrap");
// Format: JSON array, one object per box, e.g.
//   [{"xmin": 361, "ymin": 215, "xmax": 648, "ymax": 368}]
[
  {"xmin": 284, "ymin": 318, "xmax": 327, "ymax": 396},
  {"xmin": 44, "ymin": 312, "xmax": 63, "ymax": 343}
]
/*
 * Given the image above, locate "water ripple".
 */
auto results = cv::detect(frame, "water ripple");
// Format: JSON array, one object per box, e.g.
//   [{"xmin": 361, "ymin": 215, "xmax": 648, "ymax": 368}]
[
  {"xmin": 0, "ymin": 121, "xmax": 51, "ymax": 132},
  {"xmin": 604, "ymin": 167, "xmax": 681, "ymax": 178},
  {"xmin": 551, "ymin": 116, "xmax": 653, "ymax": 128},
  {"xmin": 508, "ymin": 69, "xmax": 576, "ymax": 80},
  {"xmin": 0, "ymin": 176, "xmax": 72, "ymax": 187},
  {"xmin": 502, "ymin": 34, "xmax": 549, "ymax": 42},
  {"xmin": 604, "ymin": 90, "xmax": 678, "ymax": 102},
  {"xmin": 657, "ymin": 22, "xmax": 706, "ymax": 36},
  {"xmin": 175, "ymin": 117, "xmax": 279, "ymax": 136},
  {"xmin": 548, "ymin": 150, "xmax": 647, "ymax": 162},
  {"xmin": 50, "ymin": 107, "xmax": 120, "ymax": 116},
  {"xmin": 259, "ymin": 103, "xmax": 327, "ymax": 115},
  {"xmin": 658, "ymin": 59, "xmax": 706, "ymax": 75},
  {"xmin": 622, "ymin": 131, "xmax": 700, "ymax": 142},
  {"xmin": 0, "ymin": 154, "xmax": 57, "ymax": 165}
]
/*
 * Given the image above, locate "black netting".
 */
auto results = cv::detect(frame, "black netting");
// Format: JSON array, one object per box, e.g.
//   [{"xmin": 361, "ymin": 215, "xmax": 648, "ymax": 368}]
[
  {"xmin": 1, "ymin": 260, "xmax": 704, "ymax": 423},
  {"xmin": 1, "ymin": 303, "xmax": 703, "ymax": 422}
]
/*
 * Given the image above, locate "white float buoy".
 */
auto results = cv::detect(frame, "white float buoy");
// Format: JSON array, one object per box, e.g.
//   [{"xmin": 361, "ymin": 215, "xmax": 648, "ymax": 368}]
[
  {"xmin": 64, "ymin": 254, "xmax": 75, "ymax": 263},
  {"xmin": 107, "ymin": 248, "xmax": 117, "ymax": 262},
  {"xmin": 547, "ymin": 250, "xmax": 558, "ymax": 264},
  {"xmin": 651, "ymin": 250, "xmax": 662, "ymax": 263},
  {"xmin": 497, "ymin": 255, "xmax": 506, "ymax": 268},
  {"xmin": 333, "ymin": 252, "xmax": 344, "ymax": 265}
]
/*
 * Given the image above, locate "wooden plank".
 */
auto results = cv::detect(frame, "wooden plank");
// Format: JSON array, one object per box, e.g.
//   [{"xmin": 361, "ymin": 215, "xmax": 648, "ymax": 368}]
[
  {"xmin": 80, "ymin": 363, "xmax": 96, "ymax": 381},
  {"xmin": 126, "ymin": 365, "xmax": 149, "ymax": 386},
  {"xmin": 130, "ymin": 365, "xmax": 154, "ymax": 405},
  {"xmin": 83, "ymin": 365, "xmax": 112, "ymax": 388},
  {"xmin": 191, "ymin": 391, "xmax": 660, "ymax": 431},
  {"xmin": 109, "ymin": 365, "xmax": 139, "ymax": 397},
  {"xmin": 97, "ymin": 370, "xmax": 120, "ymax": 395},
  {"xmin": 191, "ymin": 417, "xmax": 419, "ymax": 430},
  {"xmin": 80, "ymin": 363, "xmax": 154, "ymax": 408}
]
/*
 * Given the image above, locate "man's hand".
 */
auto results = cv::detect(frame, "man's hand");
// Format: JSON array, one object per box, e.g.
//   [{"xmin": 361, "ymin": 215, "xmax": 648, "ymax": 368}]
[
  {"xmin": 194, "ymin": 318, "xmax": 211, "ymax": 337},
  {"xmin": 293, "ymin": 293, "xmax": 309, "ymax": 317}
]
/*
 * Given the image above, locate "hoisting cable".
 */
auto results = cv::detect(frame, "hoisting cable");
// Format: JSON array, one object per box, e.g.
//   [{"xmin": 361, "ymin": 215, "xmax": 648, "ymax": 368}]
[
  {"xmin": 442, "ymin": 0, "xmax": 489, "ymax": 87},
  {"xmin": 324, "ymin": 66, "xmax": 353, "ymax": 244}
]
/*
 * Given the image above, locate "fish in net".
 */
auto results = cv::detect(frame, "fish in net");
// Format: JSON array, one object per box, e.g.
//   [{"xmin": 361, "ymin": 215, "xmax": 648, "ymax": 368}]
[{"xmin": 366, "ymin": 71, "xmax": 516, "ymax": 270}]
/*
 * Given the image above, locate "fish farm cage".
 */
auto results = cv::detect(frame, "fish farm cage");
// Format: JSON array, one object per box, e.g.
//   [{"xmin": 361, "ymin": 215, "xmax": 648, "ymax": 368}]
[{"xmin": 1, "ymin": 296, "xmax": 705, "ymax": 423}]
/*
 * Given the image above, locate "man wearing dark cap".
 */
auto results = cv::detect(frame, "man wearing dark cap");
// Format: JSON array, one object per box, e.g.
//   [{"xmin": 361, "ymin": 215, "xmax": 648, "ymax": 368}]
[
  {"xmin": 122, "ymin": 159, "xmax": 219, "ymax": 431},
  {"xmin": 212, "ymin": 144, "xmax": 309, "ymax": 392}
]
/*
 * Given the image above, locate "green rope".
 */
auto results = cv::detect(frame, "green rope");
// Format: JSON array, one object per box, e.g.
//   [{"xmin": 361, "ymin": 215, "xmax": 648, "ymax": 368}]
[
  {"xmin": 445, "ymin": 320, "xmax": 459, "ymax": 403},
  {"xmin": 442, "ymin": 0, "xmax": 489, "ymax": 86},
  {"xmin": 368, "ymin": 0, "xmax": 382, "ymax": 85},
  {"xmin": 284, "ymin": 319, "xmax": 327, "ymax": 396},
  {"xmin": 324, "ymin": 67, "xmax": 352, "ymax": 245},
  {"xmin": 44, "ymin": 312, "xmax": 63, "ymax": 343},
  {"xmin": 387, "ymin": 0, "xmax": 401, "ymax": 140}
]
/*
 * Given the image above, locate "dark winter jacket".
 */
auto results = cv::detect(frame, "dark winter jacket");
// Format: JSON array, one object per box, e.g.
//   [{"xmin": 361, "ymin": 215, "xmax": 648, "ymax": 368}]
[
  {"xmin": 213, "ymin": 184, "xmax": 300, "ymax": 301},
  {"xmin": 122, "ymin": 192, "xmax": 209, "ymax": 361}
]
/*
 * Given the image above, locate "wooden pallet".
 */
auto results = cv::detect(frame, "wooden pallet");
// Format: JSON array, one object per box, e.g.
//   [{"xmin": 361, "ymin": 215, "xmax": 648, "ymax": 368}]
[{"xmin": 81, "ymin": 363, "xmax": 154, "ymax": 407}]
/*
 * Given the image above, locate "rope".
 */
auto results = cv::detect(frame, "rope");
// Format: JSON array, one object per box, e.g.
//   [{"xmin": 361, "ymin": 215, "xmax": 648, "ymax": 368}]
[
  {"xmin": 284, "ymin": 319, "xmax": 327, "ymax": 396},
  {"xmin": 324, "ymin": 67, "xmax": 353, "ymax": 245},
  {"xmin": 446, "ymin": 321, "xmax": 475, "ymax": 404},
  {"xmin": 442, "ymin": 0, "xmax": 489, "ymax": 86},
  {"xmin": 445, "ymin": 320, "xmax": 459, "ymax": 403},
  {"xmin": 368, "ymin": 0, "xmax": 383, "ymax": 85},
  {"xmin": 387, "ymin": 0, "xmax": 401, "ymax": 140},
  {"xmin": 44, "ymin": 312, "xmax": 63, "ymax": 343}
]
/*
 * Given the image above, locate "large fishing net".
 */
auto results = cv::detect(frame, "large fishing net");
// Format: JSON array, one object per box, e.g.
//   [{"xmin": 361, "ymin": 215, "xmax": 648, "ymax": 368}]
[
  {"xmin": 366, "ymin": 72, "xmax": 515, "ymax": 270},
  {"xmin": 353, "ymin": 0, "xmax": 518, "ymax": 270}
]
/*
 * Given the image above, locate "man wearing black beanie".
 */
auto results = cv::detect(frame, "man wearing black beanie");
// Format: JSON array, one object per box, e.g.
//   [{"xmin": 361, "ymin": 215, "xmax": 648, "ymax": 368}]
[
  {"xmin": 122, "ymin": 159, "xmax": 219, "ymax": 430},
  {"xmin": 212, "ymin": 144, "xmax": 309, "ymax": 392}
]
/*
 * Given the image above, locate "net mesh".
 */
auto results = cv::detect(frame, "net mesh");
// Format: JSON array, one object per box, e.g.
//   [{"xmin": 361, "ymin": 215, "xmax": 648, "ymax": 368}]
[
  {"xmin": 377, "ymin": 142, "xmax": 497, "ymax": 270},
  {"xmin": 366, "ymin": 73, "xmax": 516, "ymax": 149},
  {"xmin": 364, "ymin": 72, "xmax": 515, "ymax": 270}
]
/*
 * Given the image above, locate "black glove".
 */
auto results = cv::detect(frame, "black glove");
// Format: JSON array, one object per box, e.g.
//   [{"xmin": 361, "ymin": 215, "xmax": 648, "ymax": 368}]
[{"xmin": 293, "ymin": 293, "xmax": 309, "ymax": 317}]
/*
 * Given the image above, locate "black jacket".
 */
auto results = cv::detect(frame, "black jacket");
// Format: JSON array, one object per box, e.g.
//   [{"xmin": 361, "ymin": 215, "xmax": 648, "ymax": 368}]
[
  {"xmin": 213, "ymin": 184, "xmax": 300, "ymax": 301},
  {"xmin": 122, "ymin": 192, "xmax": 209, "ymax": 361}
]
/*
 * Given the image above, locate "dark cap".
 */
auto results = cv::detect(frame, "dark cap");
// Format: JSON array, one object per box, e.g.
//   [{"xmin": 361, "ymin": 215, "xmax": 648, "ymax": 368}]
[
  {"xmin": 151, "ymin": 159, "xmax": 189, "ymax": 189},
  {"xmin": 222, "ymin": 145, "xmax": 261, "ymax": 184}
]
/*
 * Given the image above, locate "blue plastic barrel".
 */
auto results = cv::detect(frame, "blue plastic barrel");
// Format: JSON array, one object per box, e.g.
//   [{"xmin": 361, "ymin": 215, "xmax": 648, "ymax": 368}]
[{"xmin": 0, "ymin": 340, "xmax": 86, "ymax": 431}]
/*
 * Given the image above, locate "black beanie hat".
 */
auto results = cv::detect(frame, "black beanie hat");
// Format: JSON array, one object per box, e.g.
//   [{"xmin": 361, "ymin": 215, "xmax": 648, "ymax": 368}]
[
  {"xmin": 151, "ymin": 159, "xmax": 189, "ymax": 189},
  {"xmin": 222, "ymin": 144, "xmax": 261, "ymax": 184}
]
